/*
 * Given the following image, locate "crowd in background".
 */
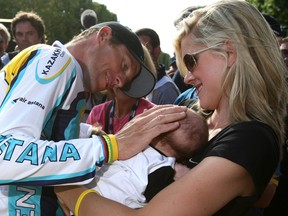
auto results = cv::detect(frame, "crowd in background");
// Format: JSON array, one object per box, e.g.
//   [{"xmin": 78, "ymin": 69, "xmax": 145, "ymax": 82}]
[{"xmin": 0, "ymin": 1, "xmax": 288, "ymax": 215}]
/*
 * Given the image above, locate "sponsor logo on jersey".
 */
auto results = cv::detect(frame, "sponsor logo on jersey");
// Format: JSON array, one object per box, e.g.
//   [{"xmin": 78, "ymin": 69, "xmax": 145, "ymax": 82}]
[
  {"xmin": 0, "ymin": 135, "xmax": 81, "ymax": 166},
  {"xmin": 12, "ymin": 97, "xmax": 45, "ymax": 110},
  {"xmin": 8, "ymin": 185, "xmax": 41, "ymax": 216},
  {"xmin": 35, "ymin": 48, "xmax": 71, "ymax": 84}
]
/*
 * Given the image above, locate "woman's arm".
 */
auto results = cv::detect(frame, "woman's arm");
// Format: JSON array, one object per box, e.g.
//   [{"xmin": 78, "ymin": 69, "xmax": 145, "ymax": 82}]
[
  {"xmin": 137, "ymin": 156, "xmax": 254, "ymax": 216},
  {"xmin": 55, "ymin": 186, "xmax": 136, "ymax": 216},
  {"xmin": 55, "ymin": 156, "xmax": 254, "ymax": 216}
]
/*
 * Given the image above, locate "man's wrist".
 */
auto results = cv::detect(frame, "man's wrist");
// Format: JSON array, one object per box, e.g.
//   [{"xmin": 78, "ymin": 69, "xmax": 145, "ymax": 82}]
[{"xmin": 101, "ymin": 134, "xmax": 119, "ymax": 162}]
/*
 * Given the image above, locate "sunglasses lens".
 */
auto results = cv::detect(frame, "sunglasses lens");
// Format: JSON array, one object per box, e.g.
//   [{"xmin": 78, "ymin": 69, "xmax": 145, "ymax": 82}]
[{"xmin": 183, "ymin": 54, "xmax": 196, "ymax": 72}]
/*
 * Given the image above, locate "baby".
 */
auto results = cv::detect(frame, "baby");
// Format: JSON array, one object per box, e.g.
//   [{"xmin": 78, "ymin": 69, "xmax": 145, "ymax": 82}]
[{"xmin": 86, "ymin": 109, "xmax": 208, "ymax": 208}]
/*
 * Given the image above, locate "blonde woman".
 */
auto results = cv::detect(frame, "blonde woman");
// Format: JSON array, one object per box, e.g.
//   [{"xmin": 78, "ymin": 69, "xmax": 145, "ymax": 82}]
[{"xmin": 55, "ymin": 1, "xmax": 288, "ymax": 215}]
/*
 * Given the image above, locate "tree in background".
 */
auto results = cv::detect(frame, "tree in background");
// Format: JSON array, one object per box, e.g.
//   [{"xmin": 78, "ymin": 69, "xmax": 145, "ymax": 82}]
[
  {"xmin": 0, "ymin": 0, "xmax": 117, "ymax": 46},
  {"xmin": 247, "ymin": 0, "xmax": 288, "ymax": 36}
]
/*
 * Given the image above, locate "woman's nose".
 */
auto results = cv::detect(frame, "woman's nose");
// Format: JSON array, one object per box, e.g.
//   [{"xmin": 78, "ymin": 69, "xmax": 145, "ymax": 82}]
[{"xmin": 184, "ymin": 71, "xmax": 195, "ymax": 85}]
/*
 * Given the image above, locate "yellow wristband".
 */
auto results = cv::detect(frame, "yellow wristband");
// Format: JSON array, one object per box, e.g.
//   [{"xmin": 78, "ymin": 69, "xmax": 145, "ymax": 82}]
[
  {"xmin": 271, "ymin": 178, "xmax": 279, "ymax": 187},
  {"xmin": 102, "ymin": 135, "xmax": 119, "ymax": 162},
  {"xmin": 102, "ymin": 135, "xmax": 113, "ymax": 162},
  {"xmin": 108, "ymin": 134, "xmax": 119, "ymax": 161},
  {"xmin": 75, "ymin": 189, "xmax": 98, "ymax": 216}
]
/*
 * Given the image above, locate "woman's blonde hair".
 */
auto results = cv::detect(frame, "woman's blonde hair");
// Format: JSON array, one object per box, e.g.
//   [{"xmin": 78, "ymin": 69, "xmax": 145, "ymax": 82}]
[{"xmin": 174, "ymin": 0, "xmax": 288, "ymax": 144}]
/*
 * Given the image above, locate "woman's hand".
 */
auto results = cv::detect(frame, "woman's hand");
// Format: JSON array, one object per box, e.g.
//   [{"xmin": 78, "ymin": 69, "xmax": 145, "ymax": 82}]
[{"xmin": 115, "ymin": 105, "xmax": 187, "ymax": 160}]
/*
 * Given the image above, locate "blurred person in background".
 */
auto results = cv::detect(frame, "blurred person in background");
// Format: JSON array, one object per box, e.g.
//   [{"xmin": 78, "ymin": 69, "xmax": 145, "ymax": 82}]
[
  {"xmin": 0, "ymin": 23, "xmax": 11, "ymax": 69},
  {"xmin": 136, "ymin": 28, "xmax": 180, "ymax": 105},
  {"xmin": 0, "ymin": 23, "xmax": 10, "ymax": 57},
  {"xmin": 157, "ymin": 50, "xmax": 170, "ymax": 70},
  {"xmin": 0, "ymin": 11, "xmax": 46, "ymax": 68},
  {"xmin": 262, "ymin": 13, "xmax": 284, "ymax": 45}
]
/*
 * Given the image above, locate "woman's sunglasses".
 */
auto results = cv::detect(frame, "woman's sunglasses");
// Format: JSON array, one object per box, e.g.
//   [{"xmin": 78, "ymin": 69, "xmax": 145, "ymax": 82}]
[{"xmin": 183, "ymin": 43, "xmax": 223, "ymax": 72}]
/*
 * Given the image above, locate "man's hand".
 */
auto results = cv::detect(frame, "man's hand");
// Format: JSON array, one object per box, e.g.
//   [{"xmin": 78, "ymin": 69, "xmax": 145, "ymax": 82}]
[{"xmin": 115, "ymin": 105, "xmax": 187, "ymax": 160}]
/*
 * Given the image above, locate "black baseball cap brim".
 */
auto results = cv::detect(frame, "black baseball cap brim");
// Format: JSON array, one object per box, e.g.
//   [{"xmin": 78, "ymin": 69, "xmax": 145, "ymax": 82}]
[
  {"xmin": 91, "ymin": 22, "xmax": 156, "ymax": 98},
  {"xmin": 122, "ymin": 52, "xmax": 156, "ymax": 98}
]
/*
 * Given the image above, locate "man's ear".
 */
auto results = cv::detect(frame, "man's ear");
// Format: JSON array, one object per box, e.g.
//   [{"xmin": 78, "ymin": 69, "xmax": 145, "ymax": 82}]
[
  {"xmin": 224, "ymin": 40, "xmax": 237, "ymax": 67},
  {"xmin": 96, "ymin": 26, "xmax": 113, "ymax": 44}
]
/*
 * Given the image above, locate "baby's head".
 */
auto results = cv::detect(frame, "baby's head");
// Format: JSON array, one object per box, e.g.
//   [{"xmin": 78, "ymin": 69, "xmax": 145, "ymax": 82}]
[{"xmin": 154, "ymin": 109, "xmax": 208, "ymax": 162}]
